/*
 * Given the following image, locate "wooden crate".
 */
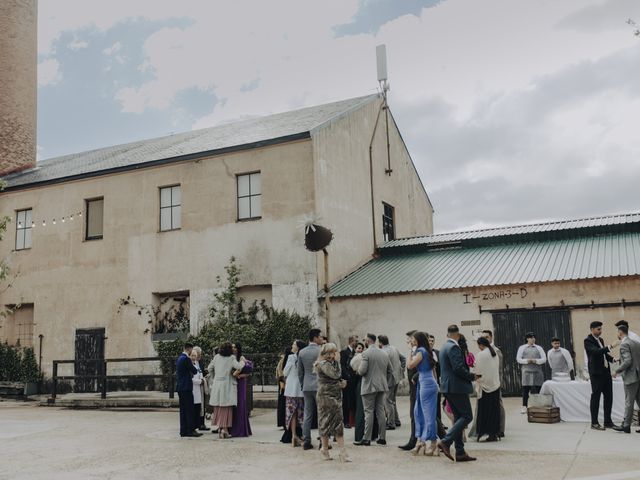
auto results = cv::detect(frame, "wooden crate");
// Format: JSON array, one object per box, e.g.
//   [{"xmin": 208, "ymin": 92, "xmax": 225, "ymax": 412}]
[{"xmin": 527, "ymin": 406, "xmax": 560, "ymax": 424}]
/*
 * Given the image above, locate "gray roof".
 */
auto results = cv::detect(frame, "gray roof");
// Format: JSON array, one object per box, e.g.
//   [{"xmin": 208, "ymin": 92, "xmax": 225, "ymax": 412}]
[
  {"xmin": 326, "ymin": 212, "xmax": 640, "ymax": 298},
  {"xmin": 3, "ymin": 94, "xmax": 379, "ymax": 190}
]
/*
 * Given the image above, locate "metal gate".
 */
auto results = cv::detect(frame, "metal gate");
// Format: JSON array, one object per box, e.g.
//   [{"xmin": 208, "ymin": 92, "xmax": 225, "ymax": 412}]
[
  {"xmin": 493, "ymin": 310, "xmax": 573, "ymax": 396},
  {"xmin": 74, "ymin": 328, "xmax": 105, "ymax": 393}
]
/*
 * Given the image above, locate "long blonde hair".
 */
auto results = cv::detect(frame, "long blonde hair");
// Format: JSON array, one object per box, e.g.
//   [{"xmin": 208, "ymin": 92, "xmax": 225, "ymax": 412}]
[{"xmin": 314, "ymin": 342, "xmax": 338, "ymax": 369}]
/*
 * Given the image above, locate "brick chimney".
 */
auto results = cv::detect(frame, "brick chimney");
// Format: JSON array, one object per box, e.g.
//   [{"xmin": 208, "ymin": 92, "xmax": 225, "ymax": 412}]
[{"xmin": 0, "ymin": 0, "xmax": 37, "ymax": 177}]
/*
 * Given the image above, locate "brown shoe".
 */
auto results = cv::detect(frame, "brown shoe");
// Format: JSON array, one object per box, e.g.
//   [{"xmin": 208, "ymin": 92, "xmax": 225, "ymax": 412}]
[
  {"xmin": 456, "ymin": 453, "xmax": 477, "ymax": 462},
  {"xmin": 437, "ymin": 440, "xmax": 454, "ymax": 462}
]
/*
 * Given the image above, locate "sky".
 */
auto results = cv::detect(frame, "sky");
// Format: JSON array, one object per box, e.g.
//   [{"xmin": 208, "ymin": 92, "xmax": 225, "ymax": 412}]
[{"xmin": 36, "ymin": 0, "xmax": 640, "ymax": 233}]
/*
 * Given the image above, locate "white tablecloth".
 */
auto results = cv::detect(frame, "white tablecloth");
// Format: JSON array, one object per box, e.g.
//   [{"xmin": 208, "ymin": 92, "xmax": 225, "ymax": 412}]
[{"xmin": 539, "ymin": 379, "xmax": 625, "ymax": 423}]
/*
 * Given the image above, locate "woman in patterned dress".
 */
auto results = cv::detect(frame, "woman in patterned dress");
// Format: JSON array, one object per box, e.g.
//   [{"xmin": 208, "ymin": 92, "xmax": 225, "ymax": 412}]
[{"xmin": 315, "ymin": 342, "xmax": 350, "ymax": 462}]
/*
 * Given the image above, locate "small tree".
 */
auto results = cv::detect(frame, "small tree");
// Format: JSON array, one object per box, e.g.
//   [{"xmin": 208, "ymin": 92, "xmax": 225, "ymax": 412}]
[{"xmin": 20, "ymin": 347, "xmax": 41, "ymax": 383}]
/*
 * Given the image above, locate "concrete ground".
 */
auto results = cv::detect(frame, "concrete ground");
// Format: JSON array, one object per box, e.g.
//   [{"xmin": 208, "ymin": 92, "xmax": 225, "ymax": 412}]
[{"xmin": 1, "ymin": 397, "xmax": 639, "ymax": 480}]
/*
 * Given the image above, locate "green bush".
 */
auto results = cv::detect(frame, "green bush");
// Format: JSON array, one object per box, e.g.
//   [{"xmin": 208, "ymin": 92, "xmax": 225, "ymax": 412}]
[
  {"xmin": 154, "ymin": 257, "xmax": 315, "ymax": 389},
  {"xmin": 0, "ymin": 342, "xmax": 22, "ymax": 382},
  {"xmin": 0, "ymin": 344, "xmax": 41, "ymax": 383},
  {"xmin": 20, "ymin": 347, "xmax": 41, "ymax": 383}
]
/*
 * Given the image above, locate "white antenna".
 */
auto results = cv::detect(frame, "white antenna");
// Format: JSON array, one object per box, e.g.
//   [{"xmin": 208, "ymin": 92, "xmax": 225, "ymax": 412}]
[{"xmin": 376, "ymin": 44, "xmax": 389, "ymax": 97}]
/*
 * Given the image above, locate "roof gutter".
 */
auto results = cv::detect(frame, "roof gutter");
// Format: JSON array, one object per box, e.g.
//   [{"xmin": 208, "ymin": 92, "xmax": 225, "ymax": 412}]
[{"xmin": 2, "ymin": 132, "xmax": 311, "ymax": 193}]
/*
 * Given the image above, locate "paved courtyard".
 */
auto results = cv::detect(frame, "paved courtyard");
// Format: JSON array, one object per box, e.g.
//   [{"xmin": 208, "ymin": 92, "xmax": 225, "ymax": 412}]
[{"xmin": 1, "ymin": 397, "xmax": 639, "ymax": 480}]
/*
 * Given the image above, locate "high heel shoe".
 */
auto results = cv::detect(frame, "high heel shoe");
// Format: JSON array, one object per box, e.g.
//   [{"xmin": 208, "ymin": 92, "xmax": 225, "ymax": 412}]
[
  {"xmin": 320, "ymin": 448, "xmax": 332, "ymax": 461},
  {"xmin": 338, "ymin": 448, "xmax": 351, "ymax": 463},
  {"xmin": 410, "ymin": 441, "xmax": 425, "ymax": 456},
  {"xmin": 424, "ymin": 442, "xmax": 440, "ymax": 456},
  {"xmin": 292, "ymin": 436, "xmax": 302, "ymax": 447}
]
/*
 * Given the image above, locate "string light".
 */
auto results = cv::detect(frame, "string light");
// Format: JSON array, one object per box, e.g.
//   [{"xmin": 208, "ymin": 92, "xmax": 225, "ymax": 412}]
[{"xmin": 16, "ymin": 210, "xmax": 84, "ymax": 230}]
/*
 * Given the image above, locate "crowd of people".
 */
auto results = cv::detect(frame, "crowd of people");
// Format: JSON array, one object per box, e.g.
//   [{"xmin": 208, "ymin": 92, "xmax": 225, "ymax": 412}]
[
  {"xmin": 175, "ymin": 318, "xmax": 640, "ymax": 461},
  {"xmin": 176, "ymin": 342, "xmax": 253, "ymax": 439}
]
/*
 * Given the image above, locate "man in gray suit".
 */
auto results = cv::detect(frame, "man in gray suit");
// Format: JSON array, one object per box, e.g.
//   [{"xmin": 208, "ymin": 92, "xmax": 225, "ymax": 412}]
[
  {"xmin": 354, "ymin": 333, "xmax": 393, "ymax": 446},
  {"xmin": 297, "ymin": 328, "xmax": 322, "ymax": 449},
  {"xmin": 612, "ymin": 324, "xmax": 640, "ymax": 434},
  {"xmin": 378, "ymin": 334, "xmax": 404, "ymax": 430}
]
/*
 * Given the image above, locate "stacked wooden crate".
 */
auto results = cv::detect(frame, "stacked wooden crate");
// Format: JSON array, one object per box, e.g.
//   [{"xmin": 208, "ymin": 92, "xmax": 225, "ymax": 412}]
[{"xmin": 527, "ymin": 406, "xmax": 560, "ymax": 423}]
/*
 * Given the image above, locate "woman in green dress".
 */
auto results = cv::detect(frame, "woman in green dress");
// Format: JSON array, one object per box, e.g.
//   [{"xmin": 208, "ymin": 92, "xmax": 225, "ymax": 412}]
[{"xmin": 315, "ymin": 343, "xmax": 351, "ymax": 462}]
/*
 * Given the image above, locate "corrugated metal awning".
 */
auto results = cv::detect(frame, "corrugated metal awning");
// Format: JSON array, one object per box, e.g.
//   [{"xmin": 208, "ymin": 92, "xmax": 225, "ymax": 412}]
[{"xmin": 327, "ymin": 232, "xmax": 640, "ymax": 298}]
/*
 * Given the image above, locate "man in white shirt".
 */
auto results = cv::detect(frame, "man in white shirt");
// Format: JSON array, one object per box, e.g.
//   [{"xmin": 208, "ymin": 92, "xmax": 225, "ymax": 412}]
[
  {"xmin": 547, "ymin": 337, "xmax": 575, "ymax": 379},
  {"xmin": 615, "ymin": 320, "xmax": 640, "ymax": 343},
  {"xmin": 516, "ymin": 333, "xmax": 546, "ymax": 413}
]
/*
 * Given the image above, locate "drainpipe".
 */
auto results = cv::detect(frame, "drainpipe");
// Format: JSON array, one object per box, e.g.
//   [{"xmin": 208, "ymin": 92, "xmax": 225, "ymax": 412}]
[{"xmin": 368, "ymin": 99, "xmax": 385, "ymax": 255}]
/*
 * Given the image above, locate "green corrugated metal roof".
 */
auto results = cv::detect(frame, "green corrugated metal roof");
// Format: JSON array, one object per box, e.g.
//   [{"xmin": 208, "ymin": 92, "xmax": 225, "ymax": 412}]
[
  {"xmin": 381, "ymin": 212, "xmax": 640, "ymax": 251},
  {"xmin": 327, "ymin": 232, "xmax": 640, "ymax": 298}
]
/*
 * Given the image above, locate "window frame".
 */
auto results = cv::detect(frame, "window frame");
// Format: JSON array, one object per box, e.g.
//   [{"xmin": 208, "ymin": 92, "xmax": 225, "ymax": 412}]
[
  {"xmin": 236, "ymin": 171, "xmax": 262, "ymax": 222},
  {"xmin": 159, "ymin": 184, "xmax": 182, "ymax": 232},
  {"xmin": 382, "ymin": 201, "xmax": 395, "ymax": 242},
  {"xmin": 14, "ymin": 208, "xmax": 33, "ymax": 251},
  {"xmin": 85, "ymin": 197, "xmax": 104, "ymax": 241}
]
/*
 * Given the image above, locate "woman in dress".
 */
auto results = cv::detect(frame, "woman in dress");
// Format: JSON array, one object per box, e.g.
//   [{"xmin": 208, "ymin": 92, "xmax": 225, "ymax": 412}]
[
  {"xmin": 474, "ymin": 337, "xmax": 501, "ymax": 442},
  {"xmin": 315, "ymin": 343, "xmax": 350, "ymax": 462},
  {"xmin": 283, "ymin": 339, "xmax": 306, "ymax": 446},
  {"xmin": 407, "ymin": 331, "xmax": 439, "ymax": 456},
  {"xmin": 190, "ymin": 350, "xmax": 205, "ymax": 434},
  {"xmin": 230, "ymin": 342, "xmax": 253, "ymax": 438},
  {"xmin": 276, "ymin": 349, "xmax": 287, "ymax": 430},
  {"xmin": 192, "ymin": 346, "xmax": 209, "ymax": 431},
  {"xmin": 207, "ymin": 342, "xmax": 245, "ymax": 439}
]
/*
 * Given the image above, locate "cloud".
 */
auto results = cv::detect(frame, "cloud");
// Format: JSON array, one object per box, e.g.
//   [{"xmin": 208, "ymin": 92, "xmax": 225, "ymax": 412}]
[
  {"xmin": 67, "ymin": 39, "xmax": 89, "ymax": 50},
  {"xmin": 38, "ymin": 59, "xmax": 62, "ymax": 86},
  {"xmin": 333, "ymin": 0, "xmax": 443, "ymax": 36},
  {"xmin": 555, "ymin": 0, "xmax": 640, "ymax": 33},
  {"xmin": 36, "ymin": 0, "xmax": 640, "ymax": 232},
  {"xmin": 396, "ymin": 45, "xmax": 640, "ymax": 231}
]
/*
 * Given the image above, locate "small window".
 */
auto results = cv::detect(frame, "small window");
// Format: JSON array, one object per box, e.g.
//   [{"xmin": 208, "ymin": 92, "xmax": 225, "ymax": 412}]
[
  {"xmin": 85, "ymin": 198, "xmax": 104, "ymax": 240},
  {"xmin": 382, "ymin": 202, "xmax": 395, "ymax": 242},
  {"xmin": 237, "ymin": 172, "xmax": 261, "ymax": 220},
  {"xmin": 159, "ymin": 185, "xmax": 181, "ymax": 231},
  {"xmin": 15, "ymin": 209, "xmax": 33, "ymax": 250}
]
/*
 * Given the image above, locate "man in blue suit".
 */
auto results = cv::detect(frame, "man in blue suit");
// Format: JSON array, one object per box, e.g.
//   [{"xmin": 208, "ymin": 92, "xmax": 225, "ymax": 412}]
[
  {"xmin": 437, "ymin": 325, "xmax": 479, "ymax": 462},
  {"xmin": 176, "ymin": 342, "xmax": 201, "ymax": 437}
]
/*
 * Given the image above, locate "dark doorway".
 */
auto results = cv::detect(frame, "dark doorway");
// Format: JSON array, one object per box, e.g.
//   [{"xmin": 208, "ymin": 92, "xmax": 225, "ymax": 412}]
[
  {"xmin": 493, "ymin": 310, "xmax": 573, "ymax": 396},
  {"xmin": 74, "ymin": 328, "xmax": 105, "ymax": 393}
]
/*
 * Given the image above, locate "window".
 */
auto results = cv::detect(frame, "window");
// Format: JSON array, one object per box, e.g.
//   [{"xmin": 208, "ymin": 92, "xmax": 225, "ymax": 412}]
[
  {"xmin": 2, "ymin": 305, "xmax": 35, "ymax": 348},
  {"xmin": 15, "ymin": 209, "xmax": 32, "ymax": 250},
  {"xmin": 237, "ymin": 172, "xmax": 261, "ymax": 220},
  {"xmin": 382, "ymin": 202, "xmax": 395, "ymax": 242},
  {"xmin": 85, "ymin": 198, "xmax": 104, "ymax": 240},
  {"xmin": 159, "ymin": 185, "xmax": 181, "ymax": 231}
]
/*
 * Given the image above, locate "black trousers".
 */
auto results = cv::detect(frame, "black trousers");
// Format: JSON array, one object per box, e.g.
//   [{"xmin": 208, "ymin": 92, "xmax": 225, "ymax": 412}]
[
  {"xmin": 590, "ymin": 374, "xmax": 613, "ymax": 425},
  {"xmin": 178, "ymin": 391, "xmax": 195, "ymax": 435},
  {"xmin": 405, "ymin": 378, "xmax": 417, "ymax": 446},
  {"xmin": 442, "ymin": 393, "xmax": 473, "ymax": 456},
  {"xmin": 522, "ymin": 385, "xmax": 541, "ymax": 407},
  {"xmin": 342, "ymin": 379, "xmax": 356, "ymax": 425}
]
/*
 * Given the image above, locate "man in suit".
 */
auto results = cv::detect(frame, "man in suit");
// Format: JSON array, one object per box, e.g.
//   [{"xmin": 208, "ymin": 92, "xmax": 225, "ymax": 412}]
[
  {"xmin": 399, "ymin": 330, "xmax": 419, "ymax": 450},
  {"xmin": 176, "ymin": 342, "xmax": 201, "ymax": 438},
  {"xmin": 354, "ymin": 333, "xmax": 393, "ymax": 446},
  {"xmin": 584, "ymin": 321, "xmax": 619, "ymax": 430},
  {"xmin": 612, "ymin": 324, "xmax": 640, "ymax": 433},
  {"xmin": 429, "ymin": 334, "xmax": 447, "ymax": 439},
  {"xmin": 340, "ymin": 334, "xmax": 358, "ymax": 428},
  {"xmin": 297, "ymin": 328, "xmax": 322, "ymax": 449},
  {"xmin": 378, "ymin": 334, "xmax": 403, "ymax": 430},
  {"xmin": 437, "ymin": 325, "xmax": 479, "ymax": 462},
  {"xmin": 615, "ymin": 320, "xmax": 640, "ymax": 343}
]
